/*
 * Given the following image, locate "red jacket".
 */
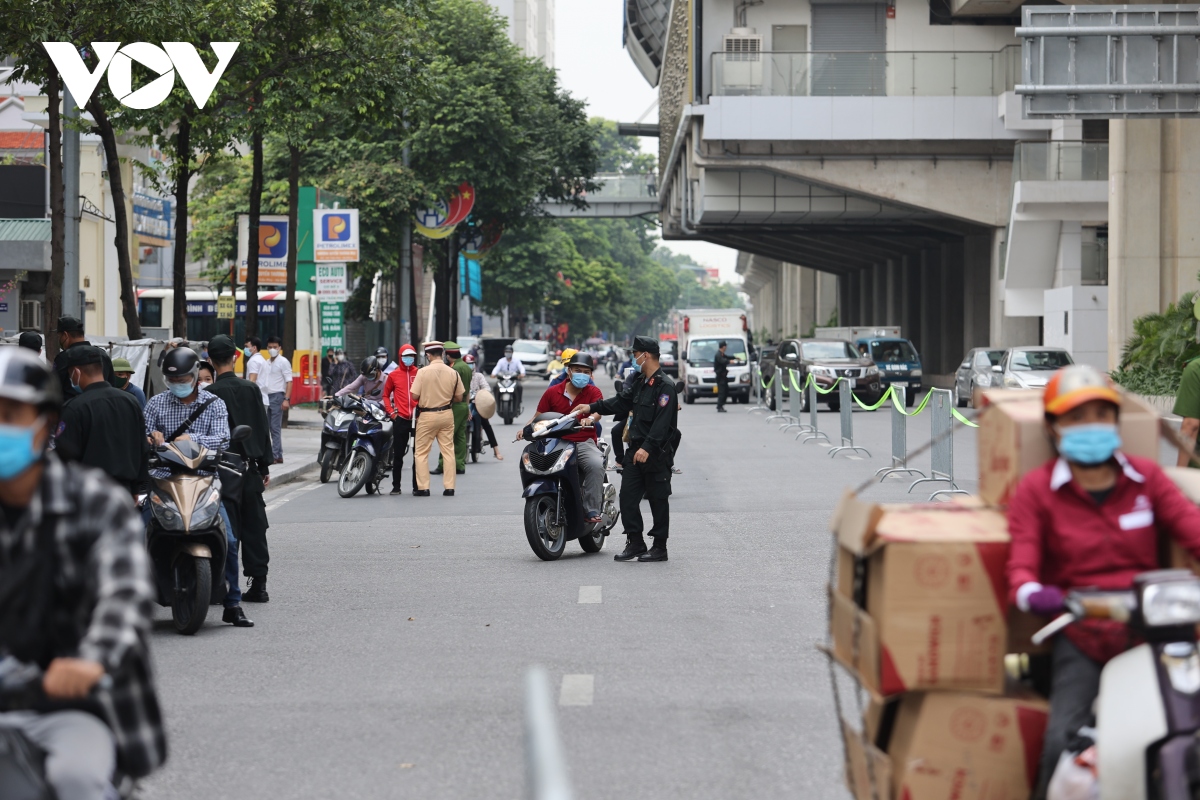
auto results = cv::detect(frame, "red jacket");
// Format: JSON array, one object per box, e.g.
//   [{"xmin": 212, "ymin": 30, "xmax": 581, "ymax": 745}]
[
  {"xmin": 1007, "ymin": 453, "xmax": 1200, "ymax": 662},
  {"xmin": 536, "ymin": 381, "xmax": 603, "ymax": 443},
  {"xmin": 382, "ymin": 345, "xmax": 419, "ymax": 420}
]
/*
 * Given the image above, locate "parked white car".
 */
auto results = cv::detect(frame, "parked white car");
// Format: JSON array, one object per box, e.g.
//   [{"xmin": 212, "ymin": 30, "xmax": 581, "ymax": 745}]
[{"xmin": 996, "ymin": 347, "xmax": 1074, "ymax": 391}]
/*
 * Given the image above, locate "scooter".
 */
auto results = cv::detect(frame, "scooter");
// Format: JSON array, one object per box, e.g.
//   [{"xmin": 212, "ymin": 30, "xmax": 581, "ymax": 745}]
[
  {"xmin": 496, "ymin": 373, "xmax": 521, "ymax": 425},
  {"xmin": 337, "ymin": 398, "xmax": 394, "ymax": 498},
  {"xmin": 1032, "ymin": 569, "xmax": 1200, "ymax": 800},
  {"xmin": 518, "ymin": 411, "xmax": 619, "ymax": 561},
  {"xmin": 318, "ymin": 394, "xmax": 358, "ymax": 483},
  {"xmin": 143, "ymin": 425, "xmax": 251, "ymax": 635},
  {"xmin": 0, "ymin": 657, "xmax": 130, "ymax": 799}
]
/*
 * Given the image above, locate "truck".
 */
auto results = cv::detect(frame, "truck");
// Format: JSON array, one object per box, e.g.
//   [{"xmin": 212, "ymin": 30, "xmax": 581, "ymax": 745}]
[
  {"xmin": 675, "ymin": 309, "xmax": 751, "ymax": 404},
  {"xmin": 815, "ymin": 326, "xmax": 923, "ymax": 405}
]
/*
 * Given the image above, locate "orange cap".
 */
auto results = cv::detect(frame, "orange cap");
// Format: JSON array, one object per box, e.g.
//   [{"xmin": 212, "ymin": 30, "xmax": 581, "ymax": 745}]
[{"xmin": 1043, "ymin": 364, "xmax": 1121, "ymax": 416}]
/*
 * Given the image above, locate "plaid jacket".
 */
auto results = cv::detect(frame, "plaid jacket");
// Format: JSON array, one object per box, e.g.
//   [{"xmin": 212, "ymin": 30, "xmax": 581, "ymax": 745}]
[{"xmin": 0, "ymin": 454, "xmax": 166, "ymax": 777}]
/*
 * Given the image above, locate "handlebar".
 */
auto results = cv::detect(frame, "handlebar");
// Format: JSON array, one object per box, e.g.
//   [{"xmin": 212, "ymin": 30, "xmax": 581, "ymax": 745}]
[{"xmin": 1030, "ymin": 589, "xmax": 1136, "ymax": 645}]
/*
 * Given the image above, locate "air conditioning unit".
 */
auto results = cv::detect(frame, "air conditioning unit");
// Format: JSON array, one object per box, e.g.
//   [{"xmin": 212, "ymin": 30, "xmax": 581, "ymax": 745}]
[
  {"xmin": 722, "ymin": 28, "xmax": 763, "ymax": 90},
  {"xmin": 20, "ymin": 300, "xmax": 41, "ymax": 332}
]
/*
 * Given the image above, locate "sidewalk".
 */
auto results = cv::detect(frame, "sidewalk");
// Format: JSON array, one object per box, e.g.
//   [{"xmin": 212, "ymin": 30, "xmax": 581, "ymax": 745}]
[{"xmin": 271, "ymin": 405, "xmax": 324, "ymax": 490}]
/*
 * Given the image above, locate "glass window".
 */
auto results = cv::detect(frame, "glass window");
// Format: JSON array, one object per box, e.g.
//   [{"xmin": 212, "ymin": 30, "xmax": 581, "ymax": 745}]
[
  {"xmin": 138, "ymin": 298, "xmax": 162, "ymax": 328},
  {"xmin": 513, "ymin": 340, "xmax": 548, "ymax": 354},
  {"xmin": 977, "ymin": 350, "xmax": 1003, "ymax": 367},
  {"xmin": 802, "ymin": 341, "xmax": 858, "ymax": 360},
  {"xmin": 869, "ymin": 340, "xmax": 917, "ymax": 363},
  {"xmin": 1010, "ymin": 349, "xmax": 1073, "ymax": 371},
  {"xmin": 687, "ymin": 338, "xmax": 747, "ymax": 364}
]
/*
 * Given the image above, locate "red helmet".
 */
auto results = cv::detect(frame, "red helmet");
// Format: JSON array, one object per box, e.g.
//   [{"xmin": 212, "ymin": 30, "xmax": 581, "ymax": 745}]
[{"xmin": 465, "ymin": 354, "xmax": 476, "ymax": 364}]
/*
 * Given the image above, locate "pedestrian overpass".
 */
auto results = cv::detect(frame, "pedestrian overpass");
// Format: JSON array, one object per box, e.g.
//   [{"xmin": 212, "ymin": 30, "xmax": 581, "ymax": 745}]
[{"xmin": 540, "ymin": 172, "xmax": 660, "ymax": 218}]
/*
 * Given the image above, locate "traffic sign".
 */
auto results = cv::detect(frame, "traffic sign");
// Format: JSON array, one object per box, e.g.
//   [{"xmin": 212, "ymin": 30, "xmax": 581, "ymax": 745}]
[
  {"xmin": 216, "ymin": 295, "xmax": 235, "ymax": 319},
  {"xmin": 316, "ymin": 263, "xmax": 348, "ymax": 302}
]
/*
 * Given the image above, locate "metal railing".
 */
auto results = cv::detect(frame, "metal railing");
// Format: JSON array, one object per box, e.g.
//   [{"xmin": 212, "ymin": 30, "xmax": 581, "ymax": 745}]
[
  {"xmin": 829, "ymin": 381, "xmax": 871, "ymax": 459},
  {"xmin": 875, "ymin": 387, "xmax": 926, "ymax": 481},
  {"xmin": 588, "ymin": 173, "xmax": 659, "ymax": 200},
  {"xmin": 907, "ymin": 389, "xmax": 969, "ymax": 500},
  {"xmin": 710, "ymin": 47, "xmax": 1020, "ymax": 98},
  {"xmin": 1012, "ymin": 141, "xmax": 1109, "ymax": 182}
]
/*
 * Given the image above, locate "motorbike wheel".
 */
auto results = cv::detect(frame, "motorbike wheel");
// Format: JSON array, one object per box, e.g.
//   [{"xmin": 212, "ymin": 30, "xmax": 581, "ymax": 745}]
[
  {"xmin": 578, "ymin": 527, "xmax": 605, "ymax": 553},
  {"xmin": 338, "ymin": 451, "xmax": 373, "ymax": 498},
  {"xmin": 524, "ymin": 496, "xmax": 566, "ymax": 561},
  {"xmin": 319, "ymin": 449, "xmax": 336, "ymax": 484},
  {"xmin": 172, "ymin": 556, "xmax": 211, "ymax": 635},
  {"xmin": 503, "ymin": 414, "xmax": 513, "ymax": 425}
]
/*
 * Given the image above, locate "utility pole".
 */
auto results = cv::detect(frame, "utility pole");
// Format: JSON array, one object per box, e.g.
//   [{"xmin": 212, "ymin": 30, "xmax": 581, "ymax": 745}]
[{"xmin": 62, "ymin": 86, "xmax": 80, "ymax": 319}]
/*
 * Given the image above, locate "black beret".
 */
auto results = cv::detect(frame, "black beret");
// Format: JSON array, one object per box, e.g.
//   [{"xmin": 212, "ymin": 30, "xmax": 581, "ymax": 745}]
[
  {"xmin": 208, "ymin": 334, "xmax": 239, "ymax": 360},
  {"xmin": 56, "ymin": 315, "xmax": 84, "ymax": 334},
  {"xmin": 632, "ymin": 336, "xmax": 660, "ymax": 356},
  {"xmin": 64, "ymin": 345, "xmax": 104, "ymax": 367}
]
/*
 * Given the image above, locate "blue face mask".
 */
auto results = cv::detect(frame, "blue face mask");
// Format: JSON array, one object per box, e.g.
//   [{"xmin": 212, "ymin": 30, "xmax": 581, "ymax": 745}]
[
  {"xmin": 570, "ymin": 372, "xmax": 590, "ymax": 389},
  {"xmin": 0, "ymin": 422, "xmax": 40, "ymax": 479},
  {"xmin": 69, "ymin": 370, "xmax": 80, "ymax": 394},
  {"xmin": 1057, "ymin": 423, "xmax": 1122, "ymax": 466},
  {"xmin": 632, "ymin": 356, "xmax": 643, "ymax": 373},
  {"xmin": 401, "ymin": 356, "xmax": 415, "ymax": 366},
  {"xmin": 168, "ymin": 379, "xmax": 195, "ymax": 399}
]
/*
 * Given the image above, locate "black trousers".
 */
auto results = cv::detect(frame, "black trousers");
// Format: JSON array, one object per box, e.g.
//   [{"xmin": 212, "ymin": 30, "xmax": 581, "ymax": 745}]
[
  {"xmin": 1033, "ymin": 636, "xmax": 1103, "ymax": 800},
  {"xmin": 716, "ymin": 373, "xmax": 728, "ymax": 407},
  {"xmin": 392, "ymin": 417, "xmax": 416, "ymax": 492},
  {"xmin": 471, "ymin": 408, "xmax": 498, "ymax": 451},
  {"xmin": 611, "ymin": 414, "xmax": 628, "ymax": 464},
  {"xmin": 618, "ymin": 452, "xmax": 671, "ymax": 541},
  {"xmin": 238, "ymin": 471, "xmax": 270, "ymax": 578}
]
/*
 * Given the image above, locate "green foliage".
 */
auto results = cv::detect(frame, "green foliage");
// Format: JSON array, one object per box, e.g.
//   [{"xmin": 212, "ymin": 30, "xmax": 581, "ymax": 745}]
[
  {"xmin": 591, "ymin": 119, "xmax": 656, "ymax": 174},
  {"xmin": 1112, "ymin": 285, "xmax": 1199, "ymax": 396}
]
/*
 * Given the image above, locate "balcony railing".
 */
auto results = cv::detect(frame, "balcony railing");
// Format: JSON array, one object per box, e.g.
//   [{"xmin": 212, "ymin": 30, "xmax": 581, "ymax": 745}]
[
  {"xmin": 1012, "ymin": 141, "xmax": 1109, "ymax": 183},
  {"xmin": 710, "ymin": 46, "xmax": 1020, "ymax": 98}
]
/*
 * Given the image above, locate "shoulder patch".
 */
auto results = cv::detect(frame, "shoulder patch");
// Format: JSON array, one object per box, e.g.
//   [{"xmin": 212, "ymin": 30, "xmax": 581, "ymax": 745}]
[
  {"xmin": 658, "ymin": 393, "xmax": 670, "ymax": 407},
  {"xmin": 55, "ymin": 420, "xmax": 66, "ymax": 437}
]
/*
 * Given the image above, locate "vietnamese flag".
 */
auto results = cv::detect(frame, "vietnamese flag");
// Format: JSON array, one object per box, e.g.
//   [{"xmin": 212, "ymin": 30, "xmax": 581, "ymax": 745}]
[{"xmin": 443, "ymin": 182, "xmax": 475, "ymax": 227}]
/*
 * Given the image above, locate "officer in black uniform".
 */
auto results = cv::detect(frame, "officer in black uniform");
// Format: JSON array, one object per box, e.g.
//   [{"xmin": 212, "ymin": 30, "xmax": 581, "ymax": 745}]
[
  {"xmin": 572, "ymin": 335, "xmax": 678, "ymax": 562},
  {"xmin": 205, "ymin": 334, "xmax": 274, "ymax": 603},
  {"xmin": 54, "ymin": 345, "xmax": 148, "ymax": 494},
  {"xmin": 51, "ymin": 315, "xmax": 115, "ymax": 400}
]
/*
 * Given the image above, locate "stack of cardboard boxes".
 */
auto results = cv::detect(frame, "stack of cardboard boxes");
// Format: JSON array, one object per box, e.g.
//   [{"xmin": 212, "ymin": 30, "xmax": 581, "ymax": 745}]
[{"xmin": 830, "ymin": 388, "xmax": 1167, "ymax": 800}]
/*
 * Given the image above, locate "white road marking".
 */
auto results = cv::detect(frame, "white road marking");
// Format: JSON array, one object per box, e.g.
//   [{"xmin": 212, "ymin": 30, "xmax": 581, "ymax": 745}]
[
  {"xmin": 264, "ymin": 481, "xmax": 321, "ymax": 512},
  {"xmin": 578, "ymin": 586, "xmax": 602, "ymax": 604},
  {"xmin": 559, "ymin": 674, "xmax": 594, "ymax": 706},
  {"xmin": 846, "ymin": 456, "xmax": 864, "ymax": 461}
]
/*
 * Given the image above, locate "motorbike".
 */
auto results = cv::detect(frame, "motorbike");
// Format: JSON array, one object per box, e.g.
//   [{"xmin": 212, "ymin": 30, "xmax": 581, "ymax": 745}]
[
  {"xmin": 318, "ymin": 394, "xmax": 359, "ymax": 483},
  {"xmin": 143, "ymin": 425, "xmax": 251, "ymax": 635},
  {"xmin": 519, "ymin": 411, "xmax": 620, "ymax": 561},
  {"xmin": 0, "ymin": 657, "xmax": 130, "ymax": 799},
  {"xmin": 337, "ymin": 398, "xmax": 394, "ymax": 498},
  {"xmin": 1032, "ymin": 569, "xmax": 1200, "ymax": 800},
  {"xmin": 496, "ymin": 373, "xmax": 521, "ymax": 425}
]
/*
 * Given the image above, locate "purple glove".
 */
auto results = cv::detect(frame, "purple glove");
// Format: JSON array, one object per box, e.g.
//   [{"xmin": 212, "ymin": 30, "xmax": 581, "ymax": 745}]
[{"xmin": 1028, "ymin": 586, "xmax": 1066, "ymax": 617}]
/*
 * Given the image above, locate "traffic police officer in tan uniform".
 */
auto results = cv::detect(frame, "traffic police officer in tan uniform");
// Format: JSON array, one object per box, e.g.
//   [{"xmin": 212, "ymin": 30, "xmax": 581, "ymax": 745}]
[{"xmin": 572, "ymin": 335, "xmax": 679, "ymax": 562}]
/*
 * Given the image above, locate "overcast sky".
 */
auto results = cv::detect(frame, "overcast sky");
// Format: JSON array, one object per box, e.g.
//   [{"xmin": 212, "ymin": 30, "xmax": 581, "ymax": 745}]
[{"xmin": 553, "ymin": 2, "xmax": 740, "ymax": 283}]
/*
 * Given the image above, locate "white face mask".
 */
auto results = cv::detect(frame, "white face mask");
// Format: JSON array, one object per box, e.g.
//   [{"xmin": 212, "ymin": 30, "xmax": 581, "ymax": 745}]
[
  {"xmin": 198, "ymin": 380, "xmax": 212, "ymax": 389},
  {"xmin": 268, "ymin": 347, "xmax": 280, "ymax": 358}
]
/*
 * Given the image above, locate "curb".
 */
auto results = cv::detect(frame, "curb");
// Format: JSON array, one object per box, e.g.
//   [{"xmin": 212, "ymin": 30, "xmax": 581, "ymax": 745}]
[{"xmin": 267, "ymin": 459, "xmax": 319, "ymax": 492}]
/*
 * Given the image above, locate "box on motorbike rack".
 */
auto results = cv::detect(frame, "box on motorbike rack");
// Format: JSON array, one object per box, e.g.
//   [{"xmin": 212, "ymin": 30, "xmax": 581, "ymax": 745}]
[
  {"xmin": 975, "ymin": 388, "xmax": 1160, "ymax": 507},
  {"xmin": 830, "ymin": 491, "xmax": 1010, "ymax": 697},
  {"xmin": 840, "ymin": 691, "xmax": 1049, "ymax": 800}
]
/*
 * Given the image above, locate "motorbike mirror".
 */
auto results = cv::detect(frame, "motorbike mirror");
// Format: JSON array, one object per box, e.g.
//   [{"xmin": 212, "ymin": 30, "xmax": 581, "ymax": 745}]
[
  {"xmin": 231, "ymin": 425, "xmax": 252, "ymax": 443},
  {"xmin": 675, "ymin": 380, "xmax": 685, "ymax": 394}
]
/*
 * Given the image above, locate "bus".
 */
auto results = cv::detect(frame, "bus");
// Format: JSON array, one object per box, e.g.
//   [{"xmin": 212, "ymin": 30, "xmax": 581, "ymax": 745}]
[{"xmin": 135, "ymin": 288, "xmax": 324, "ymax": 403}]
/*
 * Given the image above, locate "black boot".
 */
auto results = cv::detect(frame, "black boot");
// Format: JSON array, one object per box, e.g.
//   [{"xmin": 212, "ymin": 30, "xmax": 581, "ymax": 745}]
[
  {"xmin": 613, "ymin": 535, "xmax": 647, "ymax": 561},
  {"xmin": 244, "ymin": 576, "xmax": 269, "ymax": 603},
  {"xmin": 222, "ymin": 606, "xmax": 254, "ymax": 627},
  {"xmin": 638, "ymin": 537, "xmax": 668, "ymax": 562}
]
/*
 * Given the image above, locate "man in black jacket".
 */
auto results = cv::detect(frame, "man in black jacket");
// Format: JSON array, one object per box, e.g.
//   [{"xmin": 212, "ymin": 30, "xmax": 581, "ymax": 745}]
[
  {"xmin": 714, "ymin": 340, "xmax": 731, "ymax": 412},
  {"xmin": 51, "ymin": 316, "xmax": 115, "ymax": 400},
  {"xmin": 571, "ymin": 336, "xmax": 679, "ymax": 562},
  {"xmin": 205, "ymin": 334, "xmax": 274, "ymax": 603},
  {"xmin": 54, "ymin": 346, "xmax": 148, "ymax": 496}
]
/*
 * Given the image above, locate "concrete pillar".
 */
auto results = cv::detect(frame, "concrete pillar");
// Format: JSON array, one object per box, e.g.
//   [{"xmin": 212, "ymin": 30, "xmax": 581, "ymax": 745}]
[
  {"xmin": 963, "ymin": 233, "xmax": 992, "ymax": 352},
  {"xmin": 1054, "ymin": 221, "xmax": 1083, "ymax": 289},
  {"xmin": 920, "ymin": 248, "xmax": 942, "ymax": 375},
  {"xmin": 886, "ymin": 258, "xmax": 902, "ymax": 326},
  {"xmin": 839, "ymin": 271, "xmax": 853, "ymax": 328},
  {"xmin": 901, "ymin": 254, "xmax": 921, "ymax": 350},
  {"xmin": 799, "ymin": 267, "xmax": 817, "ymax": 336},
  {"xmin": 872, "ymin": 263, "xmax": 886, "ymax": 323},
  {"xmin": 858, "ymin": 268, "xmax": 872, "ymax": 326},
  {"xmin": 817, "ymin": 271, "xmax": 838, "ymax": 327},
  {"xmin": 941, "ymin": 240, "xmax": 966, "ymax": 376},
  {"xmin": 990, "ymin": 227, "xmax": 1041, "ymax": 348},
  {"xmin": 1108, "ymin": 119, "xmax": 1200, "ymax": 369}
]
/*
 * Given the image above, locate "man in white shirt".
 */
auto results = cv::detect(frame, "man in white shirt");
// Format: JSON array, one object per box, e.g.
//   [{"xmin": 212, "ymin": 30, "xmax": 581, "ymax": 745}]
[
  {"xmin": 247, "ymin": 334, "xmax": 292, "ymax": 463},
  {"xmin": 491, "ymin": 344, "xmax": 526, "ymax": 409},
  {"xmin": 244, "ymin": 337, "xmax": 269, "ymax": 407}
]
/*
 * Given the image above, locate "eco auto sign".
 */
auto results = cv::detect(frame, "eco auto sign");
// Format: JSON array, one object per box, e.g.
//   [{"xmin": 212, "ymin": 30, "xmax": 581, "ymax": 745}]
[{"xmin": 43, "ymin": 42, "xmax": 239, "ymax": 109}]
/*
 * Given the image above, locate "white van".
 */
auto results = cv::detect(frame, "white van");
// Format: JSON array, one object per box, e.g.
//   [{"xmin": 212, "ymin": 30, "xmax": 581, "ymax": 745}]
[
  {"xmin": 512, "ymin": 338, "xmax": 552, "ymax": 379},
  {"xmin": 675, "ymin": 309, "xmax": 751, "ymax": 404}
]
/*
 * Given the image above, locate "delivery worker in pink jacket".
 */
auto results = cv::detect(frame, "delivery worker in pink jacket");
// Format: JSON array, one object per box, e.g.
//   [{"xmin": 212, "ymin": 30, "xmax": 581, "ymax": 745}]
[{"xmin": 1006, "ymin": 364, "xmax": 1200, "ymax": 798}]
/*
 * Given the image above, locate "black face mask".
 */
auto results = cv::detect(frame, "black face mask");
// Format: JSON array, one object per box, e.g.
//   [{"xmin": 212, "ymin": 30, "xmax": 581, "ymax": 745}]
[{"xmin": 114, "ymin": 376, "xmax": 130, "ymax": 389}]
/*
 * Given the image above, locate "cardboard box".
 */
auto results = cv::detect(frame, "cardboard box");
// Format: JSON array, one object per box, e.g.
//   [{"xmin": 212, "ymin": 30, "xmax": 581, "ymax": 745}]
[
  {"xmin": 842, "ymin": 692, "xmax": 1049, "ymax": 800},
  {"xmin": 831, "ymin": 493, "xmax": 1010, "ymax": 696},
  {"xmin": 1164, "ymin": 467, "xmax": 1200, "ymax": 575},
  {"xmin": 977, "ymin": 389, "xmax": 1160, "ymax": 507}
]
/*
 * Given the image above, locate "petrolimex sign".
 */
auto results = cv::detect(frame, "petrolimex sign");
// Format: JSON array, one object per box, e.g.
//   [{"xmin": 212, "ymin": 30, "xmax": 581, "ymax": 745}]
[
  {"xmin": 313, "ymin": 209, "xmax": 359, "ymax": 262},
  {"xmin": 43, "ymin": 42, "xmax": 239, "ymax": 109}
]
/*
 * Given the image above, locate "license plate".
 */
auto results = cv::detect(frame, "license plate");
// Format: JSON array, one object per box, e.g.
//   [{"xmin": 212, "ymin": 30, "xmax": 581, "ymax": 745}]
[{"xmin": 893, "ymin": 381, "xmax": 908, "ymax": 388}]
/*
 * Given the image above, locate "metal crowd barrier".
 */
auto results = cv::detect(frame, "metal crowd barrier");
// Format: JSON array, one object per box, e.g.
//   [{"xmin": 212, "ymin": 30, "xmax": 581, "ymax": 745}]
[
  {"xmin": 875, "ymin": 387, "xmax": 926, "ymax": 482},
  {"xmin": 798, "ymin": 380, "xmax": 829, "ymax": 444},
  {"xmin": 908, "ymin": 389, "xmax": 969, "ymax": 500},
  {"xmin": 829, "ymin": 380, "xmax": 871, "ymax": 458},
  {"xmin": 525, "ymin": 667, "xmax": 574, "ymax": 800},
  {"xmin": 781, "ymin": 369, "xmax": 806, "ymax": 431},
  {"xmin": 748, "ymin": 363, "xmax": 770, "ymax": 412},
  {"xmin": 765, "ymin": 370, "xmax": 790, "ymax": 424}
]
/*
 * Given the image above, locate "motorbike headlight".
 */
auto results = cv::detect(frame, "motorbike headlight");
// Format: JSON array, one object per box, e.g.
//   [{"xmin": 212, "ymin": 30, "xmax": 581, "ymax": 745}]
[
  {"xmin": 1142, "ymin": 580, "xmax": 1200, "ymax": 627},
  {"xmin": 549, "ymin": 446, "xmax": 574, "ymax": 473},
  {"xmin": 150, "ymin": 493, "xmax": 185, "ymax": 531},
  {"xmin": 687, "ymin": 375, "xmax": 698, "ymax": 384},
  {"xmin": 191, "ymin": 489, "xmax": 222, "ymax": 531},
  {"xmin": 911, "ymin": 369, "xmax": 923, "ymax": 377}
]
